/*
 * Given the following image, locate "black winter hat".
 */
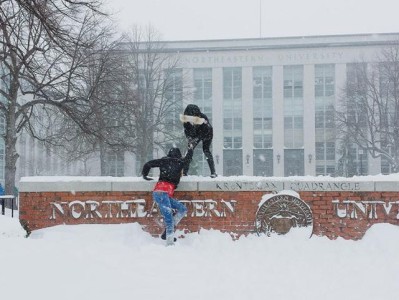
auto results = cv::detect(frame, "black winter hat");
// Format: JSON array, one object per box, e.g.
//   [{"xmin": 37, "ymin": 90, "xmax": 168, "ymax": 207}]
[
  {"xmin": 184, "ymin": 104, "xmax": 201, "ymax": 117},
  {"xmin": 167, "ymin": 147, "xmax": 182, "ymax": 159}
]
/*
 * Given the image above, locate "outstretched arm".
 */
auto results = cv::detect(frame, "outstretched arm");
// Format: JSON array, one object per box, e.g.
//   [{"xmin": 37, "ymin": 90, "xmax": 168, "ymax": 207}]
[
  {"xmin": 142, "ymin": 159, "xmax": 162, "ymax": 180},
  {"xmin": 183, "ymin": 147, "xmax": 194, "ymax": 166}
]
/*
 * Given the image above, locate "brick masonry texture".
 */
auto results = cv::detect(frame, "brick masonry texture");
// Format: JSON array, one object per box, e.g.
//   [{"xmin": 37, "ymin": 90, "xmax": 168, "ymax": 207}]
[{"xmin": 18, "ymin": 177, "xmax": 399, "ymax": 240}]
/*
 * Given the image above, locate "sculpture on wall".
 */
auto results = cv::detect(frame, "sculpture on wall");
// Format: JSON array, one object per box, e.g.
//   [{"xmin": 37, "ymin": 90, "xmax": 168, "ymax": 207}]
[{"xmin": 255, "ymin": 192, "xmax": 313, "ymax": 237}]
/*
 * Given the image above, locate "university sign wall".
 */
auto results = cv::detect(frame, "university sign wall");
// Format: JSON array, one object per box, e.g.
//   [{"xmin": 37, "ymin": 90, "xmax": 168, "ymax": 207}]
[{"xmin": 18, "ymin": 177, "xmax": 399, "ymax": 240}]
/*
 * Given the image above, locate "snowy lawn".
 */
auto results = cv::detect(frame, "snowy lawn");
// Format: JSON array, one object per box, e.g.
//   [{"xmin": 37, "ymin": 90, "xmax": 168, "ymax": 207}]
[{"xmin": 1, "ymin": 213, "xmax": 399, "ymax": 300}]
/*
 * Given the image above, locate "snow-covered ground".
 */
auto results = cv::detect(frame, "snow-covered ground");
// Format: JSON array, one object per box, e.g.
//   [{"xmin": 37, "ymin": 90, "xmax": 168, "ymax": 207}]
[{"xmin": 1, "ymin": 210, "xmax": 399, "ymax": 300}]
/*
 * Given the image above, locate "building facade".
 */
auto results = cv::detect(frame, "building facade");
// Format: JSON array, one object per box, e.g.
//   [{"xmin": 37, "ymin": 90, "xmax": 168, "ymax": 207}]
[
  {"xmin": 14, "ymin": 33, "xmax": 399, "ymax": 181},
  {"xmin": 166, "ymin": 33, "xmax": 399, "ymax": 177}
]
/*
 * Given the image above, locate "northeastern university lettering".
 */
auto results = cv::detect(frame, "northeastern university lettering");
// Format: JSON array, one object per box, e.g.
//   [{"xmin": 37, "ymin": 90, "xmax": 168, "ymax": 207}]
[
  {"xmin": 49, "ymin": 199, "xmax": 237, "ymax": 220},
  {"xmin": 332, "ymin": 200, "xmax": 399, "ymax": 220}
]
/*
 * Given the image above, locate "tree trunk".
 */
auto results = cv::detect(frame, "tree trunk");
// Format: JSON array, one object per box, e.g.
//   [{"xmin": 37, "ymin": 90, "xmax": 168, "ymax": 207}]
[
  {"xmin": 5, "ymin": 96, "xmax": 18, "ymax": 195},
  {"xmin": 5, "ymin": 141, "xmax": 18, "ymax": 195},
  {"xmin": 99, "ymin": 139, "xmax": 107, "ymax": 175}
]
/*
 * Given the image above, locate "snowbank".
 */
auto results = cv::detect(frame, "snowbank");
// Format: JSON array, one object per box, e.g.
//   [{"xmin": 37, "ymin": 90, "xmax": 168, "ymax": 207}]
[{"xmin": 1, "ymin": 215, "xmax": 399, "ymax": 300}]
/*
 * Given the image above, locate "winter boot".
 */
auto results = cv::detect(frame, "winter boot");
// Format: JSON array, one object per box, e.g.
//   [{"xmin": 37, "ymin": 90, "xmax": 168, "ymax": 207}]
[
  {"xmin": 205, "ymin": 153, "xmax": 217, "ymax": 178},
  {"xmin": 161, "ymin": 229, "xmax": 177, "ymax": 242},
  {"xmin": 166, "ymin": 235, "xmax": 175, "ymax": 246}
]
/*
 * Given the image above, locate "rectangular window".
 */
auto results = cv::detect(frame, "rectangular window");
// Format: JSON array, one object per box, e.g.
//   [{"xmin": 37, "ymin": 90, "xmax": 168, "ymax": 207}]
[
  {"xmin": 357, "ymin": 149, "xmax": 368, "ymax": 176},
  {"xmin": 253, "ymin": 149, "xmax": 273, "ymax": 176},
  {"xmin": 315, "ymin": 64, "xmax": 336, "ymax": 175},
  {"xmin": 165, "ymin": 69, "xmax": 183, "ymax": 132},
  {"xmin": 194, "ymin": 68, "xmax": 213, "ymax": 123},
  {"xmin": 283, "ymin": 65, "xmax": 303, "ymax": 98},
  {"xmin": 326, "ymin": 142, "xmax": 336, "ymax": 160},
  {"xmin": 315, "ymin": 64, "xmax": 335, "ymax": 97},
  {"xmin": 316, "ymin": 142, "xmax": 325, "ymax": 160},
  {"xmin": 253, "ymin": 67, "xmax": 273, "ymax": 149},
  {"xmin": 223, "ymin": 149, "xmax": 243, "ymax": 176},
  {"xmin": 284, "ymin": 149, "xmax": 304, "ymax": 176},
  {"xmin": 346, "ymin": 63, "xmax": 368, "ymax": 126},
  {"xmin": 380, "ymin": 143, "xmax": 393, "ymax": 175},
  {"xmin": 105, "ymin": 151, "xmax": 124, "ymax": 176},
  {"xmin": 223, "ymin": 67, "xmax": 242, "ymax": 175},
  {"xmin": 192, "ymin": 68, "xmax": 213, "ymax": 176},
  {"xmin": 223, "ymin": 67, "xmax": 242, "ymax": 150},
  {"xmin": 381, "ymin": 155, "xmax": 392, "ymax": 174},
  {"xmin": 284, "ymin": 65, "xmax": 303, "ymax": 149}
]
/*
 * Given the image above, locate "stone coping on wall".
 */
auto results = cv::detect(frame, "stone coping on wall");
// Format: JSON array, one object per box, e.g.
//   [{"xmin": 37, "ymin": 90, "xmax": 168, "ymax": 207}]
[{"xmin": 19, "ymin": 174, "xmax": 399, "ymax": 192}]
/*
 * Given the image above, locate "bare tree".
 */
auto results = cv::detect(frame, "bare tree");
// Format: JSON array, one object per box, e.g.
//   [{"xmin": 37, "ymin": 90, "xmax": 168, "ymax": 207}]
[
  {"xmin": 14, "ymin": 0, "xmax": 105, "ymax": 46},
  {"xmin": 336, "ymin": 44, "xmax": 399, "ymax": 173},
  {"xmin": 0, "ymin": 0, "xmax": 110, "ymax": 192},
  {"xmin": 33, "ymin": 35, "xmax": 136, "ymax": 176},
  {"xmin": 119, "ymin": 25, "xmax": 187, "ymax": 174},
  {"xmin": 23, "ymin": 24, "xmax": 188, "ymax": 178}
]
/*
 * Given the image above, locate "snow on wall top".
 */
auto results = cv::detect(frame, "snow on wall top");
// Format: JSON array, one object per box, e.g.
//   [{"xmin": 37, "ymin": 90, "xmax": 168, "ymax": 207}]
[{"xmin": 18, "ymin": 174, "xmax": 399, "ymax": 192}]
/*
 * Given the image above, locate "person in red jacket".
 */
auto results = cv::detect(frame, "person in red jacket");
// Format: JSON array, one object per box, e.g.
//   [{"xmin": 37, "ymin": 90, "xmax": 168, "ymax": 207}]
[{"xmin": 142, "ymin": 146, "xmax": 193, "ymax": 246}]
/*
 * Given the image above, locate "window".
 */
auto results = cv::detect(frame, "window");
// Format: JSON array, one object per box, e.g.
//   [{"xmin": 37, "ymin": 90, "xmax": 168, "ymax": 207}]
[
  {"xmin": 105, "ymin": 151, "xmax": 124, "ymax": 177},
  {"xmin": 315, "ymin": 64, "xmax": 335, "ymax": 97},
  {"xmin": 381, "ymin": 142, "xmax": 394, "ymax": 174},
  {"xmin": 381, "ymin": 156, "xmax": 392, "ymax": 174},
  {"xmin": 315, "ymin": 64, "xmax": 336, "ymax": 175},
  {"xmin": 253, "ymin": 149, "xmax": 273, "ymax": 176},
  {"xmin": 346, "ymin": 63, "xmax": 368, "ymax": 127},
  {"xmin": 192, "ymin": 69, "xmax": 213, "ymax": 176},
  {"xmin": 223, "ymin": 149, "xmax": 243, "ymax": 176},
  {"xmin": 194, "ymin": 68, "xmax": 213, "ymax": 122},
  {"xmin": 253, "ymin": 67, "xmax": 273, "ymax": 149},
  {"xmin": 223, "ymin": 68, "xmax": 242, "ymax": 150},
  {"xmin": 223, "ymin": 67, "xmax": 242, "ymax": 175},
  {"xmin": 284, "ymin": 65, "xmax": 303, "ymax": 98},
  {"xmin": 356, "ymin": 148, "xmax": 368, "ymax": 176},
  {"xmin": 284, "ymin": 149, "xmax": 304, "ymax": 176},
  {"xmin": 342, "ymin": 144, "xmax": 368, "ymax": 176},
  {"xmin": 284, "ymin": 65, "xmax": 303, "ymax": 148},
  {"xmin": 165, "ymin": 69, "xmax": 183, "ymax": 132}
]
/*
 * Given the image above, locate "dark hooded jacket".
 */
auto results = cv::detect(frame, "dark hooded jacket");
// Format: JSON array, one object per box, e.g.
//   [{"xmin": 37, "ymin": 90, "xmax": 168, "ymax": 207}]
[
  {"xmin": 183, "ymin": 104, "xmax": 213, "ymax": 141},
  {"xmin": 142, "ymin": 147, "xmax": 193, "ymax": 187}
]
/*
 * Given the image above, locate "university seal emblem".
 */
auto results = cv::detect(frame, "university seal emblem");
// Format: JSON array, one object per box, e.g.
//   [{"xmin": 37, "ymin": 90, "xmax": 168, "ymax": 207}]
[{"xmin": 255, "ymin": 193, "xmax": 313, "ymax": 237}]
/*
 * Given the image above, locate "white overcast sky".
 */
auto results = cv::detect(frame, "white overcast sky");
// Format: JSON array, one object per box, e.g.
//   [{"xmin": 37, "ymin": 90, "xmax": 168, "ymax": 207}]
[{"xmin": 104, "ymin": 0, "xmax": 399, "ymax": 41}]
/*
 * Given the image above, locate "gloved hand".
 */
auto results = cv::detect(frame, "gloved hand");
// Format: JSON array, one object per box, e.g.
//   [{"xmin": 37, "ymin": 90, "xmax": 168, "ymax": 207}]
[
  {"xmin": 143, "ymin": 176, "xmax": 153, "ymax": 181},
  {"xmin": 188, "ymin": 138, "xmax": 200, "ymax": 149}
]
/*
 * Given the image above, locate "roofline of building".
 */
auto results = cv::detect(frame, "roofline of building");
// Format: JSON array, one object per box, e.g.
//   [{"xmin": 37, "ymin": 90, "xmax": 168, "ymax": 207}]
[{"xmin": 118, "ymin": 32, "xmax": 399, "ymax": 53}]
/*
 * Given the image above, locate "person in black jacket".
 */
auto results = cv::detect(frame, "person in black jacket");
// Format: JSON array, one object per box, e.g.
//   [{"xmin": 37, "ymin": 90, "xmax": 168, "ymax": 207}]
[
  {"xmin": 180, "ymin": 104, "xmax": 217, "ymax": 178},
  {"xmin": 142, "ymin": 146, "xmax": 193, "ymax": 246}
]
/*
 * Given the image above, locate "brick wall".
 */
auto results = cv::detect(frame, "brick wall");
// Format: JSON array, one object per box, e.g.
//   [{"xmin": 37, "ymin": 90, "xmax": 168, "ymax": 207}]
[{"xmin": 18, "ymin": 177, "xmax": 399, "ymax": 239}]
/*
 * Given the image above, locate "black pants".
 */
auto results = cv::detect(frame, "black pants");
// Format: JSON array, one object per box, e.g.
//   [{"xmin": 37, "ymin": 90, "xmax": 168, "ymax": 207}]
[{"xmin": 183, "ymin": 137, "xmax": 216, "ymax": 175}]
